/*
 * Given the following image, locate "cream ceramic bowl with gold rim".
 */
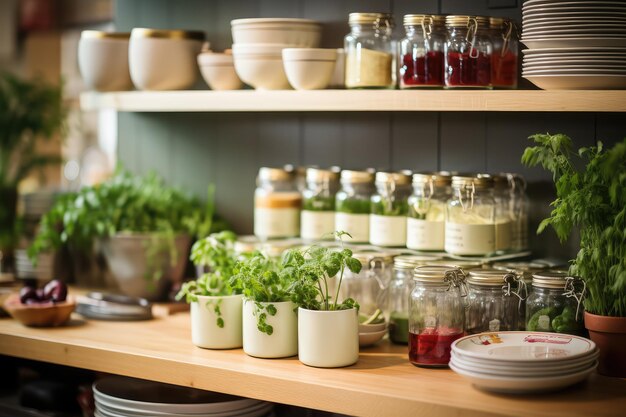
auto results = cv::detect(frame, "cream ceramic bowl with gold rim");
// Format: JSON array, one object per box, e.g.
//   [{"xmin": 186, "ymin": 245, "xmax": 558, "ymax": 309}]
[
  {"xmin": 78, "ymin": 31, "xmax": 133, "ymax": 91},
  {"xmin": 129, "ymin": 28, "xmax": 205, "ymax": 90}
]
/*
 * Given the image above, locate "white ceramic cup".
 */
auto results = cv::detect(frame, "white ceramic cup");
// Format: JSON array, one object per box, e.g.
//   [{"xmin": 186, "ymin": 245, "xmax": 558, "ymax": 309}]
[
  {"xmin": 78, "ymin": 31, "xmax": 133, "ymax": 92},
  {"xmin": 243, "ymin": 299, "xmax": 298, "ymax": 358},
  {"xmin": 282, "ymin": 48, "xmax": 337, "ymax": 90},
  {"xmin": 191, "ymin": 294, "xmax": 243, "ymax": 349}
]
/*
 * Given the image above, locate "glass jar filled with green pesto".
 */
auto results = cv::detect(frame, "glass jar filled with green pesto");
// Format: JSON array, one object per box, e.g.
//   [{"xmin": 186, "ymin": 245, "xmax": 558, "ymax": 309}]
[
  {"xmin": 335, "ymin": 169, "xmax": 375, "ymax": 243},
  {"xmin": 407, "ymin": 172, "xmax": 452, "ymax": 251},
  {"xmin": 370, "ymin": 171, "xmax": 412, "ymax": 247},
  {"xmin": 526, "ymin": 272, "xmax": 586, "ymax": 336},
  {"xmin": 300, "ymin": 167, "xmax": 340, "ymax": 240}
]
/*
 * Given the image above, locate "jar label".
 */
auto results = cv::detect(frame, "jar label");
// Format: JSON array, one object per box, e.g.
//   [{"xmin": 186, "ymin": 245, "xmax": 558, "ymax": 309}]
[
  {"xmin": 406, "ymin": 218, "xmax": 444, "ymax": 250},
  {"xmin": 301, "ymin": 210, "xmax": 335, "ymax": 240},
  {"xmin": 370, "ymin": 214, "xmax": 407, "ymax": 247},
  {"xmin": 538, "ymin": 315, "xmax": 551, "ymax": 331},
  {"xmin": 489, "ymin": 318, "xmax": 501, "ymax": 332},
  {"xmin": 496, "ymin": 220, "xmax": 512, "ymax": 251},
  {"xmin": 254, "ymin": 207, "xmax": 299, "ymax": 238},
  {"xmin": 335, "ymin": 212, "xmax": 369, "ymax": 243},
  {"xmin": 444, "ymin": 222, "xmax": 495, "ymax": 255}
]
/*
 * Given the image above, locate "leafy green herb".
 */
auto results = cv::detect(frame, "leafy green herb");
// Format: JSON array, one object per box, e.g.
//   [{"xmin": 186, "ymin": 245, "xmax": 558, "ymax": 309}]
[
  {"xmin": 302, "ymin": 195, "xmax": 335, "ymax": 211},
  {"xmin": 371, "ymin": 197, "xmax": 409, "ymax": 216},
  {"xmin": 522, "ymin": 133, "xmax": 626, "ymax": 317},
  {"xmin": 285, "ymin": 231, "xmax": 362, "ymax": 311},
  {"xmin": 335, "ymin": 195, "xmax": 371, "ymax": 214}
]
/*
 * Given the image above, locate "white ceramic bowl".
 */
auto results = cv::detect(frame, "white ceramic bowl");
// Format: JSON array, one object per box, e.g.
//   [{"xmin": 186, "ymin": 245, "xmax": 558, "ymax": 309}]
[
  {"xmin": 231, "ymin": 18, "xmax": 321, "ymax": 47},
  {"xmin": 197, "ymin": 52, "xmax": 243, "ymax": 90},
  {"xmin": 78, "ymin": 31, "xmax": 133, "ymax": 91},
  {"xmin": 129, "ymin": 28, "xmax": 205, "ymax": 90},
  {"xmin": 232, "ymin": 44, "xmax": 290, "ymax": 90},
  {"xmin": 282, "ymin": 48, "xmax": 337, "ymax": 90}
]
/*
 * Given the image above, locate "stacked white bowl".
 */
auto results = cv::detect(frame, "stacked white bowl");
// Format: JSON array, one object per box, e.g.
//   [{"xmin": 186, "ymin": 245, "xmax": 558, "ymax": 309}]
[
  {"xmin": 230, "ymin": 18, "xmax": 322, "ymax": 90},
  {"xmin": 449, "ymin": 331, "xmax": 599, "ymax": 394}
]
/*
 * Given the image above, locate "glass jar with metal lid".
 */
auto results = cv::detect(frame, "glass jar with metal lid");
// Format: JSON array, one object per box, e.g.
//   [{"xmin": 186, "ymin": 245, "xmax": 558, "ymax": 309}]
[
  {"xmin": 399, "ymin": 14, "xmax": 446, "ymax": 89},
  {"xmin": 444, "ymin": 15, "xmax": 492, "ymax": 89},
  {"xmin": 338, "ymin": 252, "xmax": 394, "ymax": 317},
  {"xmin": 526, "ymin": 272, "xmax": 586, "ymax": 336},
  {"xmin": 490, "ymin": 17, "xmax": 518, "ymax": 89},
  {"xmin": 409, "ymin": 265, "xmax": 466, "ymax": 367},
  {"xmin": 344, "ymin": 13, "xmax": 395, "ymax": 89},
  {"xmin": 388, "ymin": 255, "xmax": 442, "ymax": 344},
  {"xmin": 465, "ymin": 269, "xmax": 527, "ymax": 334},
  {"xmin": 254, "ymin": 167, "xmax": 301, "ymax": 239},
  {"xmin": 478, "ymin": 173, "xmax": 512, "ymax": 252},
  {"xmin": 301, "ymin": 168, "xmax": 340, "ymax": 240},
  {"xmin": 407, "ymin": 172, "xmax": 452, "ymax": 250},
  {"xmin": 370, "ymin": 171, "xmax": 412, "ymax": 247},
  {"xmin": 426, "ymin": 258, "xmax": 485, "ymax": 272},
  {"xmin": 335, "ymin": 170, "xmax": 375, "ymax": 243},
  {"xmin": 445, "ymin": 175, "xmax": 496, "ymax": 255}
]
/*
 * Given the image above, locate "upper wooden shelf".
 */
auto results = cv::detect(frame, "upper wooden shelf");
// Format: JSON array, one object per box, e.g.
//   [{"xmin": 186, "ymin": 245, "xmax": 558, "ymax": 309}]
[
  {"xmin": 80, "ymin": 90, "xmax": 626, "ymax": 112},
  {"xmin": 1, "ymin": 313, "xmax": 625, "ymax": 417}
]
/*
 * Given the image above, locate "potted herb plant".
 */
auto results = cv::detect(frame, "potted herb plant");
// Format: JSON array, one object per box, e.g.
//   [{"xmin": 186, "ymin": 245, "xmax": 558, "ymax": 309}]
[
  {"xmin": 30, "ymin": 169, "xmax": 221, "ymax": 300},
  {"xmin": 229, "ymin": 252, "xmax": 298, "ymax": 358},
  {"xmin": 286, "ymin": 231, "xmax": 362, "ymax": 368},
  {"xmin": 0, "ymin": 73, "xmax": 66, "ymax": 266},
  {"xmin": 177, "ymin": 231, "xmax": 243, "ymax": 349},
  {"xmin": 522, "ymin": 133, "xmax": 626, "ymax": 377}
]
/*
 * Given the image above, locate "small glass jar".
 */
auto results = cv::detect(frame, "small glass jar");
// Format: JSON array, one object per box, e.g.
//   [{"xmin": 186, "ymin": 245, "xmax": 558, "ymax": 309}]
[
  {"xmin": 444, "ymin": 15, "xmax": 492, "ymax": 89},
  {"xmin": 254, "ymin": 167, "xmax": 301, "ymax": 239},
  {"xmin": 370, "ymin": 171, "xmax": 412, "ymax": 247},
  {"xmin": 465, "ymin": 269, "xmax": 527, "ymax": 334},
  {"xmin": 335, "ymin": 170, "xmax": 375, "ymax": 243},
  {"xmin": 345, "ymin": 12, "xmax": 395, "ymax": 89},
  {"xmin": 407, "ymin": 172, "xmax": 452, "ymax": 250},
  {"xmin": 399, "ymin": 14, "xmax": 446, "ymax": 89},
  {"xmin": 339, "ymin": 252, "xmax": 394, "ymax": 317},
  {"xmin": 409, "ymin": 265, "xmax": 466, "ymax": 367},
  {"xmin": 445, "ymin": 175, "xmax": 496, "ymax": 255},
  {"xmin": 388, "ymin": 255, "xmax": 441, "ymax": 344},
  {"xmin": 479, "ymin": 174, "xmax": 512, "ymax": 252},
  {"xmin": 506, "ymin": 173, "xmax": 529, "ymax": 251},
  {"xmin": 490, "ymin": 17, "xmax": 518, "ymax": 89},
  {"xmin": 526, "ymin": 272, "xmax": 586, "ymax": 336},
  {"xmin": 300, "ymin": 168, "xmax": 340, "ymax": 240}
]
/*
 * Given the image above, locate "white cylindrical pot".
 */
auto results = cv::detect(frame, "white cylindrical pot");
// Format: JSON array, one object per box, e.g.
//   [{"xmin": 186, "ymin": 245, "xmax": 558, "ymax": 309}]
[
  {"xmin": 191, "ymin": 294, "xmax": 243, "ymax": 349},
  {"xmin": 298, "ymin": 307, "xmax": 359, "ymax": 368},
  {"xmin": 78, "ymin": 31, "xmax": 133, "ymax": 91},
  {"xmin": 243, "ymin": 299, "xmax": 298, "ymax": 358}
]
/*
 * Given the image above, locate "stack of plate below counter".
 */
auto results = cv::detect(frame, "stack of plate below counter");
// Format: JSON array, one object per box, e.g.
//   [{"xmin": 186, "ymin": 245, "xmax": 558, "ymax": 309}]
[
  {"xmin": 521, "ymin": 0, "xmax": 626, "ymax": 89},
  {"xmin": 450, "ymin": 332, "xmax": 598, "ymax": 394},
  {"xmin": 94, "ymin": 377, "xmax": 274, "ymax": 417}
]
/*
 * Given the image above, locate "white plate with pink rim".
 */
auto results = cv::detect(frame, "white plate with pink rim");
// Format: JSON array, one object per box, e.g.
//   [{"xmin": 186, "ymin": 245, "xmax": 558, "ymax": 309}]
[
  {"xmin": 451, "ymin": 332, "xmax": 596, "ymax": 362},
  {"xmin": 450, "ymin": 349, "xmax": 599, "ymax": 370}
]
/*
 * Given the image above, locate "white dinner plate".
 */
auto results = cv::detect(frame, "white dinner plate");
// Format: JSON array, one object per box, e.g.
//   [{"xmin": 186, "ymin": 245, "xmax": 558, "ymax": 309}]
[
  {"xmin": 521, "ymin": 37, "xmax": 626, "ymax": 49},
  {"xmin": 451, "ymin": 350, "xmax": 599, "ymax": 372},
  {"xmin": 523, "ymin": 19, "xmax": 626, "ymax": 28},
  {"xmin": 523, "ymin": 64, "xmax": 626, "ymax": 70},
  {"xmin": 450, "ymin": 357, "xmax": 599, "ymax": 378},
  {"xmin": 524, "ymin": 74, "xmax": 626, "ymax": 89},
  {"xmin": 523, "ymin": 0, "xmax": 626, "ymax": 7},
  {"xmin": 524, "ymin": 15, "xmax": 626, "ymax": 23},
  {"xmin": 523, "ymin": 57, "xmax": 626, "ymax": 63},
  {"xmin": 452, "ymin": 332, "xmax": 596, "ymax": 362},
  {"xmin": 95, "ymin": 400, "xmax": 273, "ymax": 417},
  {"xmin": 523, "ymin": 30, "xmax": 626, "ymax": 37},
  {"xmin": 523, "ymin": 46, "xmax": 626, "ymax": 54},
  {"xmin": 523, "ymin": 11, "xmax": 626, "ymax": 20},
  {"xmin": 450, "ymin": 361, "xmax": 596, "ymax": 394},
  {"xmin": 523, "ymin": 69, "xmax": 626, "ymax": 75}
]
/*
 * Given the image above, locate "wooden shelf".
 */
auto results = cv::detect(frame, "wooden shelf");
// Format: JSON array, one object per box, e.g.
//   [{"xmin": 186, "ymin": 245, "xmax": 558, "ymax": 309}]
[
  {"xmin": 1, "ymin": 313, "xmax": 625, "ymax": 417},
  {"xmin": 80, "ymin": 89, "xmax": 626, "ymax": 113}
]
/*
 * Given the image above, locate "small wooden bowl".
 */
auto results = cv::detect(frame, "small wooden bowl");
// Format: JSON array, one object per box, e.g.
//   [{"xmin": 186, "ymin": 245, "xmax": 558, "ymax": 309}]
[{"xmin": 3, "ymin": 294, "xmax": 75, "ymax": 327}]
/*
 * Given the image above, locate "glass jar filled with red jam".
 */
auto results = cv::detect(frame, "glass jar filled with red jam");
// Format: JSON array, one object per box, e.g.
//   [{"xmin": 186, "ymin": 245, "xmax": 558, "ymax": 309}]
[
  {"xmin": 409, "ymin": 266, "xmax": 466, "ymax": 367},
  {"xmin": 490, "ymin": 17, "xmax": 518, "ymax": 89},
  {"xmin": 399, "ymin": 14, "xmax": 446, "ymax": 89},
  {"xmin": 444, "ymin": 15, "xmax": 492, "ymax": 89}
]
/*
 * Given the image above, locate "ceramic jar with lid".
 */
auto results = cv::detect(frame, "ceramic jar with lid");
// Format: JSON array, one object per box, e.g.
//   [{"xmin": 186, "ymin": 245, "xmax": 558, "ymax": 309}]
[
  {"xmin": 335, "ymin": 170, "xmax": 375, "ymax": 243},
  {"xmin": 407, "ymin": 172, "xmax": 452, "ymax": 251},
  {"xmin": 444, "ymin": 16, "xmax": 492, "ymax": 89},
  {"xmin": 254, "ymin": 167, "xmax": 301, "ymax": 239},
  {"xmin": 344, "ymin": 13, "xmax": 395, "ymax": 89},
  {"xmin": 370, "ymin": 171, "xmax": 412, "ymax": 247},
  {"xmin": 301, "ymin": 168, "xmax": 340, "ymax": 240},
  {"xmin": 409, "ymin": 265, "xmax": 466, "ymax": 367},
  {"xmin": 399, "ymin": 14, "xmax": 446, "ymax": 88}
]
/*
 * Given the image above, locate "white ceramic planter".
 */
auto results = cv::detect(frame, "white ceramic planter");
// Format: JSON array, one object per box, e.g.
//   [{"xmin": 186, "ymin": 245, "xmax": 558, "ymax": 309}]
[
  {"xmin": 191, "ymin": 294, "xmax": 243, "ymax": 349},
  {"xmin": 78, "ymin": 31, "xmax": 133, "ymax": 91},
  {"xmin": 243, "ymin": 299, "xmax": 298, "ymax": 358},
  {"xmin": 298, "ymin": 307, "xmax": 359, "ymax": 368}
]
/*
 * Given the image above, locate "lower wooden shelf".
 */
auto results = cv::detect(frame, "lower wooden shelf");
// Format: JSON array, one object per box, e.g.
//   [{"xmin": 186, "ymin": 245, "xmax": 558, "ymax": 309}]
[{"xmin": 0, "ymin": 313, "xmax": 624, "ymax": 417}]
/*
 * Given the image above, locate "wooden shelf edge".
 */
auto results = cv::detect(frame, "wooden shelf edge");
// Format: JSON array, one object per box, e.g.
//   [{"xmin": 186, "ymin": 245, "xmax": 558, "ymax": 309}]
[{"xmin": 80, "ymin": 90, "xmax": 626, "ymax": 113}]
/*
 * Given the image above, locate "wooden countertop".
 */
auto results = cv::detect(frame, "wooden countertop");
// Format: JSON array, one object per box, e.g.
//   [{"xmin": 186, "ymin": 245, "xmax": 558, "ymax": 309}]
[{"xmin": 0, "ymin": 312, "xmax": 624, "ymax": 417}]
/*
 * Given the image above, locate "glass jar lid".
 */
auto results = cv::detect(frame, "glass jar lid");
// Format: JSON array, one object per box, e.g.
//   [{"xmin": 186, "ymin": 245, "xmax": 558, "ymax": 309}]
[
  {"xmin": 489, "ymin": 17, "xmax": 507, "ymax": 29},
  {"xmin": 445, "ymin": 15, "xmax": 489, "ymax": 29},
  {"xmin": 477, "ymin": 173, "xmax": 508, "ymax": 190},
  {"xmin": 349, "ymin": 12, "xmax": 394, "ymax": 27},
  {"xmin": 431, "ymin": 15, "xmax": 447, "ymax": 27},
  {"xmin": 394, "ymin": 254, "xmax": 442, "ymax": 270},
  {"xmin": 413, "ymin": 265, "xmax": 465, "ymax": 284},
  {"xmin": 306, "ymin": 167, "xmax": 340, "ymax": 183},
  {"xmin": 340, "ymin": 169, "xmax": 375, "ymax": 184},
  {"xmin": 81, "ymin": 30, "xmax": 130, "ymax": 39},
  {"xmin": 412, "ymin": 172, "xmax": 452, "ymax": 187},
  {"xmin": 467, "ymin": 268, "xmax": 518, "ymax": 287},
  {"xmin": 452, "ymin": 174, "xmax": 493, "ymax": 190},
  {"xmin": 403, "ymin": 14, "xmax": 431, "ymax": 26},
  {"xmin": 492, "ymin": 261, "xmax": 549, "ymax": 273},
  {"xmin": 258, "ymin": 167, "xmax": 294, "ymax": 182},
  {"xmin": 532, "ymin": 271, "xmax": 569, "ymax": 289},
  {"xmin": 353, "ymin": 251, "xmax": 394, "ymax": 267},
  {"xmin": 375, "ymin": 171, "xmax": 412, "ymax": 185},
  {"xmin": 131, "ymin": 28, "xmax": 206, "ymax": 41},
  {"xmin": 424, "ymin": 259, "xmax": 484, "ymax": 270}
]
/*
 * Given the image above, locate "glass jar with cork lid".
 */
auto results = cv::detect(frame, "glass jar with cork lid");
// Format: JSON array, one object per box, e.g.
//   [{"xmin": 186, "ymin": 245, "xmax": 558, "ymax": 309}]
[
  {"xmin": 335, "ymin": 169, "xmax": 375, "ymax": 243},
  {"xmin": 301, "ymin": 168, "xmax": 340, "ymax": 240},
  {"xmin": 254, "ymin": 167, "xmax": 301, "ymax": 239}
]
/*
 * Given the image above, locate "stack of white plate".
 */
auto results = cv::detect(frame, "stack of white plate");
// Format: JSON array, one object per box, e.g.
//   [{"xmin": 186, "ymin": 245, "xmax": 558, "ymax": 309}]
[
  {"xmin": 94, "ymin": 377, "xmax": 274, "ymax": 417},
  {"xmin": 450, "ymin": 332, "xmax": 599, "ymax": 394},
  {"xmin": 14, "ymin": 250, "xmax": 53, "ymax": 281},
  {"xmin": 521, "ymin": 0, "xmax": 626, "ymax": 89}
]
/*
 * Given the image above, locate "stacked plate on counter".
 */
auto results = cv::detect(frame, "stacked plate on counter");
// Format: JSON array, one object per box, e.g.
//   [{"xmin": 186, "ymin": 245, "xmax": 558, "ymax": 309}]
[
  {"xmin": 450, "ymin": 332, "xmax": 598, "ymax": 394},
  {"xmin": 94, "ymin": 377, "xmax": 274, "ymax": 417},
  {"xmin": 521, "ymin": 0, "xmax": 626, "ymax": 89}
]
